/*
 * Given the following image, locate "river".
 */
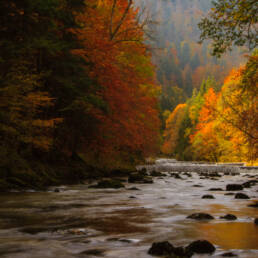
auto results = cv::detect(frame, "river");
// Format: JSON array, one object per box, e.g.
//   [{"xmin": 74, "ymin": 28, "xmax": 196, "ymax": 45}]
[{"xmin": 0, "ymin": 159, "xmax": 257, "ymax": 257}]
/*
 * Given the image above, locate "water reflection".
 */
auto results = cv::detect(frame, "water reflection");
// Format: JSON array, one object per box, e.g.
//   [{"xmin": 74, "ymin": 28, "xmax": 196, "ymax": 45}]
[{"xmin": 199, "ymin": 222, "xmax": 258, "ymax": 249}]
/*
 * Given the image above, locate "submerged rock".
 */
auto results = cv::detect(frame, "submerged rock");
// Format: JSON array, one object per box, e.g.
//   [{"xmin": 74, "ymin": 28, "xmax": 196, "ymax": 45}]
[
  {"xmin": 127, "ymin": 187, "xmax": 140, "ymax": 191},
  {"xmin": 226, "ymin": 184, "xmax": 243, "ymax": 191},
  {"xmin": 254, "ymin": 218, "xmax": 258, "ymax": 225},
  {"xmin": 185, "ymin": 240, "xmax": 215, "ymax": 254},
  {"xmin": 202, "ymin": 194, "xmax": 215, "ymax": 199},
  {"xmin": 187, "ymin": 213, "xmax": 214, "ymax": 220},
  {"xmin": 235, "ymin": 193, "xmax": 250, "ymax": 199},
  {"xmin": 220, "ymin": 214, "xmax": 237, "ymax": 220}
]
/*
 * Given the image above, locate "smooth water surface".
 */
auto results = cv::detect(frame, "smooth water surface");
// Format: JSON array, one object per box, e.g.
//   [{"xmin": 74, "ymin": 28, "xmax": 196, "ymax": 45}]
[{"xmin": 0, "ymin": 160, "xmax": 257, "ymax": 257}]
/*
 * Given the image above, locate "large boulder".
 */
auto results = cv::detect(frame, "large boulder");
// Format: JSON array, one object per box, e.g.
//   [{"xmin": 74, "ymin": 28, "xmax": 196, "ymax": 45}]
[
  {"xmin": 226, "ymin": 184, "xmax": 243, "ymax": 191},
  {"xmin": 235, "ymin": 192, "xmax": 250, "ymax": 199},
  {"xmin": 148, "ymin": 241, "xmax": 175, "ymax": 256},
  {"xmin": 187, "ymin": 213, "xmax": 214, "ymax": 220},
  {"xmin": 148, "ymin": 242, "xmax": 191, "ymax": 257},
  {"xmin": 185, "ymin": 240, "xmax": 215, "ymax": 254}
]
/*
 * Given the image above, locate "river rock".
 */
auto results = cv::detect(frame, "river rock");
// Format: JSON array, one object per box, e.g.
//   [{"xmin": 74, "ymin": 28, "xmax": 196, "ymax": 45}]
[
  {"xmin": 209, "ymin": 188, "xmax": 223, "ymax": 191},
  {"xmin": 226, "ymin": 184, "xmax": 243, "ymax": 191},
  {"xmin": 254, "ymin": 218, "xmax": 258, "ymax": 225},
  {"xmin": 202, "ymin": 195, "xmax": 215, "ymax": 199},
  {"xmin": 187, "ymin": 213, "xmax": 214, "ymax": 220},
  {"xmin": 127, "ymin": 187, "xmax": 140, "ymax": 190},
  {"xmin": 150, "ymin": 171, "xmax": 165, "ymax": 177},
  {"xmin": 128, "ymin": 173, "xmax": 144, "ymax": 183},
  {"xmin": 148, "ymin": 242, "xmax": 191, "ymax": 257},
  {"xmin": 235, "ymin": 193, "xmax": 250, "ymax": 199},
  {"xmin": 143, "ymin": 177, "xmax": 154, "ymax": 184},
  {"xmin": 242, "ymin": 180, "xmax": 258, "ymax": 188},
  {"xmin": 220, "ymin": 214, "xmax": 237, "ymax": 220},
  {"xmin": 148, "ymin": 241, "xmax": 175, "ymax": 256},
  {"xmin": 185, "ymin": 240, "xmax": 215, "ymax": 254},
  {"xmin": 224, "ymin": 192, "xmax": 235, "ymax": 195},
  {"xmin": 248, "ymin": 202, "xmax": 258, "ymax": 208},
  {"xmin": 221, "ymin": 252, "xmax": 238, "ymax": 256}
]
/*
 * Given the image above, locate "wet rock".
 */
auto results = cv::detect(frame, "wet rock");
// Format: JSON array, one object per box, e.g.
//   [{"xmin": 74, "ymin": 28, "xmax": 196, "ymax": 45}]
[
  {"xmin": 242, "ymin": 180, "xmax": 258, "ymax": 188},
  {"xmin": 193, "ymin": 184, "xmax": 203, "ymax": 187},
  {"xmin": 226, "ymin": 184, "xmax": 243, "ymax": 191},
  {"xmin": 220, "ymin": 214, "xmax": 237, "ymax": 220},
  {"xmin": 224, "ymin": 192, "xmax": 235, "ymax": 195},
  {"xmin": 143, "ymin": 177, "xmax": 154, "ymax": 184},
  {"xmin": 170, "ymin": 173, "xmax": 182, "ymax": 179},
  {"xmin": 185, "ymin": 240, "xmax": 215, "ymax": 254},
  {"xmin": 235, "ymin": 193, "xmax": 250, "ymax": 199},
  {"xmin": 254, "ymin": 218, "xmax": 258, "ymax": 225},
  {"xmin": 80, "ymin": 249, "xmax": 105, "ymax": 256},
  {"xmin": 129, "ymin": 196, "xmax": 136, "ymax": 199},
  {"xmin": 90, "ymin": 179, "xmax": 124, "ymax": 189},
  {"xmin": 150, "ymin": 171, "xmax": 165, "ymax": 177},
  {"xmin": 128, "ymin": 173, "xmax": 153, "ymax": 184},
  {"xmin": 119, "ymin": 239, "xmax": 133, "ymax": 243},
  {"xmin": 54, "ymin": 188, "xmax": 60, "ymax": 192},
  {"xmin": 127, "ymin": 187, "xmax": 140, "ymax": 191},
  {"xmin": 202, "ymin": 195, "xmax": 215, "ymax": 199},
  {"xmin": 187, "ymin": 213, "xmax": 214, "ymax": 220},
  {"xmin": 209, "ymin": 188, "xmax": 223, "ymax": 191},
  {"xmin": 128, "ymin": 173, "xmax": 144, "ymax": 183},
  {"xmin": 148, "ymin": 241, "xmax": 175, "ymax": 256},
  {"xmin": 221, "ymin": 252, "xmax": 238, "ymax": 257}
]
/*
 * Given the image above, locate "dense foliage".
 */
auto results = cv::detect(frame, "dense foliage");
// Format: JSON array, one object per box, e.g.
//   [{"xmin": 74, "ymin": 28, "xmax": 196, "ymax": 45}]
[
  {"xmin": 162, "ymin": 53, "xmax": 258, "ymax": 164},
  {"xmin": 199, "ymin": 0, "xmax": 258, "ymax": 57},
  {"xmin": 0, "ymin": 0, "xmax": 161, "ymax": 190}
]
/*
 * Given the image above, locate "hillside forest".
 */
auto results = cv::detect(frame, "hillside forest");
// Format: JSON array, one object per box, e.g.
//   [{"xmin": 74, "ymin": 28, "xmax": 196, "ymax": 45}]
[{"xmin": 0, "ymin": 0, "xmax": 257, "ymax": 190}]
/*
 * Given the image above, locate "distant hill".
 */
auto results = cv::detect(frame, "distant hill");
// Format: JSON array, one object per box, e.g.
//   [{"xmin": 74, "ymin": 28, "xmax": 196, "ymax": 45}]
[{"xmin": 137, "ymin": 0, "xmax": 244, "ymax": 113}]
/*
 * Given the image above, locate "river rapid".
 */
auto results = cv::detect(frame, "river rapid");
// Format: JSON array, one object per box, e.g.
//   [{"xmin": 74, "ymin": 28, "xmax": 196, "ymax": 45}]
[{"xmin": 0, "ymin": 159, "xmax": 258, "ymax": 258}]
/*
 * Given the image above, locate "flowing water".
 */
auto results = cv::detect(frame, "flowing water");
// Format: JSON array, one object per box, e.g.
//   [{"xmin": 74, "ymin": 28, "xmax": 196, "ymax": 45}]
[{"xmin": 0, "ymin": 159, "xmax": 258, "ymax": 258}]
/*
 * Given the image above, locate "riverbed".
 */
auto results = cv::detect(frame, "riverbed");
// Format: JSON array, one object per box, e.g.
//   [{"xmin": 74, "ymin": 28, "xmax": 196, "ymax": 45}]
[{"xmin": 0, "ymin": 159, "xmax": 257, "ymax": 257}]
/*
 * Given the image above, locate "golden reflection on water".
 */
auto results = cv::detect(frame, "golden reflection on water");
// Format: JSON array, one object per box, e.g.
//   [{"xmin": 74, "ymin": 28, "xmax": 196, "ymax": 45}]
[{"xmin": 198, "ymin": 222, "xmax": 258, "ymax": 250}]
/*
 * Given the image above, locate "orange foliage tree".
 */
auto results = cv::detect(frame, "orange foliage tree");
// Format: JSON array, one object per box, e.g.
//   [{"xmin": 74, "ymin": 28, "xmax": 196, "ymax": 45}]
[
  {"xmin": 70, "ymin": 0, "xmax": 161, "ymax": 167},
  {"xmin": 162, "ymin": 104, "xmax": 186, "ymax": 155}
]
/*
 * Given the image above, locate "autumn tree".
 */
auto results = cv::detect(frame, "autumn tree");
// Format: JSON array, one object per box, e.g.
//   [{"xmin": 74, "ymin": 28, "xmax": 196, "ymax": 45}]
[
  {"xmin": 162, "ymin": 104, "xmax": 186, "ymax": 155},
  {"xmin": 199, "ymin": 0, "xmax": 258, "ymax": 57}
]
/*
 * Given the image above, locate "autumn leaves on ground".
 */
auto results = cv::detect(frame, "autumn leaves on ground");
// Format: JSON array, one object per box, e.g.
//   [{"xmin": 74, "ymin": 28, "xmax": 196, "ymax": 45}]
[{"xmin": 0, "ymin": 0, "xmax": 257, "ymax": 191}]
